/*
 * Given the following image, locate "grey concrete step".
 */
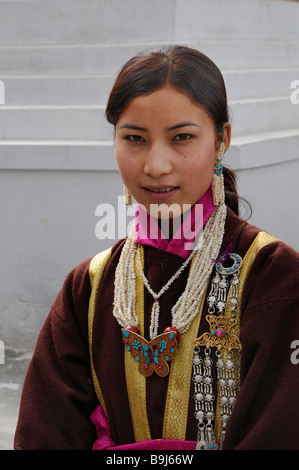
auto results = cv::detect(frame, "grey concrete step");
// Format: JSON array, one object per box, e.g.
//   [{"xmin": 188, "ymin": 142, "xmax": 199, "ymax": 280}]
[
  {"xmin": 0, "ymin": 95, "xmax": 297, "ymax": 140},
  {"xmin": 0, "ymin": 349, "xmax": 32, "ymax": 450},
  {"xmin": 1, "ymin": 129, "xmax": 298, "ymax": 172},
  {"xmin": 0, "ymin": 0, "xmax": 175, "ymax": 47},
  {"xmin": 0, "ymin": 140, "xmax": 116, "ymax": 171},
  {"xmin": 229, "ymin": 96, "xmax": 299, "ymax": 137},
  {"xmin": 224, "ymin": 68, "xmax": 299, "ymax": 102},
  {"xmin": 1, "ymin": 75, "xmax": 113, "ymax": 106},
  {"xmin": 0, "ymin": 0, "xmax": 298, "ymax": 47},
  {"xmin": 1, "ymin": 40, "xmax": 299, "ymax": 76},
  {"xmin": 1, "ymin": 68, "xmax": 298, "ymax": 106},
  {"xmin": 0, "ymin": 106, "xmax": 110, "ymax": 140}
]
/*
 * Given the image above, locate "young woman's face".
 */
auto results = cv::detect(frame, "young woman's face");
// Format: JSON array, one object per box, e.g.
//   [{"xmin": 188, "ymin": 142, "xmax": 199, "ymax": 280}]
[{"xmin": 115, "ymin": 84, "xmax": 230, "ymax": 218}]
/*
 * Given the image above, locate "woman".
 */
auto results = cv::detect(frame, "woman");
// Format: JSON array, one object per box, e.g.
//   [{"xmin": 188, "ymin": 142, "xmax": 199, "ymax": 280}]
[{"xmin": 14, "ymin": 45, "xmax": 299, "ymax": 450}]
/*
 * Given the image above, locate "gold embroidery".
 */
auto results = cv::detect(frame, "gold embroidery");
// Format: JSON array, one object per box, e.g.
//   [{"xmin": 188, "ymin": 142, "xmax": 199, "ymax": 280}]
[
  {"xmin": 88, "ymin": 248, "xmax": 112, "ymax": 417},
  {"xmin": 124, "ymin": 246, "xmax": 152, "ymax": 441},
  {"xmin": 88, "ymin": 247, "xmax": 151, "ymax": 440},
  {"xmin": 163, "ymin": 286, "xmax": 206, "ymax": 440}
]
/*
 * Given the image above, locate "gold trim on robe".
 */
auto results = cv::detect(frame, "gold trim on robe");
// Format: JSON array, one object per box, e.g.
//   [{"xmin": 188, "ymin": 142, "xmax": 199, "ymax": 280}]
[
  {"xmin": 162, "ymin": 273, "xmax": 206, "ymax": 440},
  {"xmin": 124, "ymin": 247, "xmax": 152, "ymax": 441},
  {"xmin": 88, "ymin": 248, "xmax": 112, "ymax": 418}
]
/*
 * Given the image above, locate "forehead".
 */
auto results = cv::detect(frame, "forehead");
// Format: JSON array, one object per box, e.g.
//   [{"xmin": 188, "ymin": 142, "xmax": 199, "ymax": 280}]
[{"xmin": 117, "ymin": 84, "xmax": 211, "ymax": 127}]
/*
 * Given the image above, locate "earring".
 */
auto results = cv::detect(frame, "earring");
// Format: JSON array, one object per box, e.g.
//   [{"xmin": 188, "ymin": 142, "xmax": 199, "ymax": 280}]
[
  {"xmin": 213, "ymin": 142, "xmax": 225, "ymax": 206},
  {"xmin": 123, "ymin": 184, "xmax": 132, "ymax": 206}
]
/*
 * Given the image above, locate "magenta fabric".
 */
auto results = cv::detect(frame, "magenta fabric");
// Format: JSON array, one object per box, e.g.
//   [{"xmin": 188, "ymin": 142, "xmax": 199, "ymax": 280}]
[
  {"xmin": 90, "ymin": 405, "xmax": 115, "ymax": 449},
  {"xmin": 90, "ymin": 405, "xmax": 196, "ymax": 450},
  {"xmin": 134, "ymin": 182, "xmax": 215, "ymax": 259}
]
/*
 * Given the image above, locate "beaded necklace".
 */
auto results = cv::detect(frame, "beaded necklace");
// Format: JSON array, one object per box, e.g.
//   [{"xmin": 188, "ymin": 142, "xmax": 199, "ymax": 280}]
[{"xmin": 113, "ymin": 204, "xmax": 227, "ymax": 377}]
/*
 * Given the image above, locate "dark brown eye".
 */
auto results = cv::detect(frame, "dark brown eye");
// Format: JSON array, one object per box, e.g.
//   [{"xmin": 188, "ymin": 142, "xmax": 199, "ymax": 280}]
[
  {"xmin": 126, "ymin": 135, "xmax": 144, "ymax": 143},
  {"xmin": 173, "ymin": 133, "xmax": 193, "ymax": 141}
]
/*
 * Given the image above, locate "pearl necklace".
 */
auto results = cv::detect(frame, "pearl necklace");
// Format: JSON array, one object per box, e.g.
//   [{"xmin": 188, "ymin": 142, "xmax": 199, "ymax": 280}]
[
  {"xmin": 113, "ymin": 204, "xmax": 227, "ymax": 340},
  {"xmin": 137, "ymin": 243, "xmax": 196, "ymax": 339}
]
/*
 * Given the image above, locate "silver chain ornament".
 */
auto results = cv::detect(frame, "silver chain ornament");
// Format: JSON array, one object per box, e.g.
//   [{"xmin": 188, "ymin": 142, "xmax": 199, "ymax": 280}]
[{"xmin": 193, "ymin": 247, "xmax": 243, "ymax": 450}]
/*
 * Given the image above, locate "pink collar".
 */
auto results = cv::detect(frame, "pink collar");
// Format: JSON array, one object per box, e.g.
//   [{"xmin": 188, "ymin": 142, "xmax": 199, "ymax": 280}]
[{"xmin": 134, "ymin": 182, "xmax": 216, "ymax": 259}]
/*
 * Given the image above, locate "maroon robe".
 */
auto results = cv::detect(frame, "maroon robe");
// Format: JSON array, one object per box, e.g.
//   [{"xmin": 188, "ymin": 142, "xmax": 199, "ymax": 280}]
[{"xmin": 14, "ymin": 208, "xmax": 299, "ymax": 450}]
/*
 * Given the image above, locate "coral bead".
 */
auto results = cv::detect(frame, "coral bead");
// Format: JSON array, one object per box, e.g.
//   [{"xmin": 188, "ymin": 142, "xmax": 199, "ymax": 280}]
[
  {"xmin": 163, "ymin": 326, "xmax": 180, "ymax": 342},
  {"xmin": 125, "ymin": 325, "xmax": 140, "ymax": 335}
]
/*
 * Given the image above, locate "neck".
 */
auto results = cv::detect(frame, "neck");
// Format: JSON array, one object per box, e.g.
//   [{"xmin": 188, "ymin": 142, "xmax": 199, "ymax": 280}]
[
  {"xmin": 156, "ymin": 213, "xmax": 184, "ymax": 241},
  {"xmin": 135, "ymin": 182, "xmax": 216, "ymax": 258}
]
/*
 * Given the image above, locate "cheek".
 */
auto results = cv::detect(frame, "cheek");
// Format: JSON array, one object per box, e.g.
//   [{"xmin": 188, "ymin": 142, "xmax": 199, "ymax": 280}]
[
  {"xmin": 116, "ymin": 152, "xmax": 140, "ymax": 189},
  {"xmin": 117, "ymin": 163, "xmax": 131, "ymax": 186},
  {"xmin": 183, "ymin": 152, "xmax": 215, "ymax": 180},
  {"xmin": 182, "ymin": 151, "xmax": 215, "ymax": 199},
  {"xmin": 116, "ymin": 149, "xmax": 130, "ymax": 172}
]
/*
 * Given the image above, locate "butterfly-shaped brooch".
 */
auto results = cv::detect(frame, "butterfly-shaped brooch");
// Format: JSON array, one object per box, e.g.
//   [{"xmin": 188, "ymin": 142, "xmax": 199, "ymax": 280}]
[{"xmin": 122, "ymin": 327, "xmax": 178, "ymax": 377}]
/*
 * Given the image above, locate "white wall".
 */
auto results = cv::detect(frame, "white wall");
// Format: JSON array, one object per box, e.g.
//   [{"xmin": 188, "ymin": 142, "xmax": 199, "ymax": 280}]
[
  {"xmin": 1, "ymin": 0, "xmax": 299, "ymax": 349},
  {"xmin": 0, "ymin": 168, "xmax": 123, "ymax": 348}
]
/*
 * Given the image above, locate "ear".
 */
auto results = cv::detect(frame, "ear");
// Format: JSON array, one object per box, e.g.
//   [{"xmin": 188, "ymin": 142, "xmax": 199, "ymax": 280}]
[
  {"xmin": 216, "ymin": 122, "xmax": 231, "ymax": 154},
  {"xmin": 223, "ymin": 122, "xmax": 231, "ymax": 153}
]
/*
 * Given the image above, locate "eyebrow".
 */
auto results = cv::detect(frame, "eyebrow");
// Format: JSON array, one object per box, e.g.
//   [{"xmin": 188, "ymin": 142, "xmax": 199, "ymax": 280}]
[
  {"xmin": 119, "ymin": 124, "xmax": 147, "ymax": 131},
  {"xmin": 167, "ymin": 121, "xmax": 201, "ymax": 131},
  {"xmin": 119, "ymin": 121, "xmax": 201, "ymax": 131}
]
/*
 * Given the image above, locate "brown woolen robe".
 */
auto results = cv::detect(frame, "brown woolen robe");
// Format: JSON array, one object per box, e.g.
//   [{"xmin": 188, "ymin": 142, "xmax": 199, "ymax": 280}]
[{"xmin": 14, "ymin": 208, "xmax": 299, "ymax": 450}]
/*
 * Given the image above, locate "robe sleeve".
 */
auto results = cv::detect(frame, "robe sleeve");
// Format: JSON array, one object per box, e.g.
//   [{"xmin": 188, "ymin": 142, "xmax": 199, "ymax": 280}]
[
  {"xmin": 223, "ymin": 240, "xmax": 299, "ymax": 450},
  {"xmin": 14, "ymin": 259, "xmax": 99, "ymax": 450}
]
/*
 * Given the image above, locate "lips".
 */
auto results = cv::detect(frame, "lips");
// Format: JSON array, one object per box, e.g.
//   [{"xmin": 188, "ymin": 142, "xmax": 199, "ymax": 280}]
[
  {"xmin": 143, "ymin": 185, "xmax": 179, "ymax": 193},
  {"xmin": 141, "ymin": 185, "xmax": 180, "ymax": 201}
]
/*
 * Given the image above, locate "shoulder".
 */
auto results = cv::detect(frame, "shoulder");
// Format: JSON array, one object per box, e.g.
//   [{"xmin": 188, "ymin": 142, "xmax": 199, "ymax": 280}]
[
  {"xmin": 63, "ymin": 239, "xmax": 126, "ymax": 291},
  {"xmin": 51, "ymin": 239, "xmax": 126, "ymax": 326},
  {"xmin": 233, "ymin": 215, "xmax": 299, "ymax": 319},
  {"xmin": 224, "ymin": 207, "xmax": 299, "ymax": 306},
  {"xmin": 225, "ymin": 207, "xmax": 264, "ymax": 251},
  {"xmin": 89, "ymin": 239, "xmax": 126, "ymax": 287},
  {"xmin": 243, "ymin": 236, "xmax": 299, "ymax": 308},
  {"xmin": 226, "ymin": 207, "xmax": 298, "ymax": 265}
]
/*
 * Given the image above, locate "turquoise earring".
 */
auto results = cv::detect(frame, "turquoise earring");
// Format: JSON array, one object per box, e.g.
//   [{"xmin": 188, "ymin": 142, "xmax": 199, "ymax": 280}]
[{"xmin": 213, "ymin": 129, "xmax": 225, "ymax": 206}]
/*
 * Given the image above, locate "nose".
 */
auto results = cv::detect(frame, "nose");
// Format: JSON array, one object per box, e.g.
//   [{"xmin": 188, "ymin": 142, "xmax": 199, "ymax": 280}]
[{"xmin": 143, "ymin": 143, "xmax": 173, "ymax": 178}]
